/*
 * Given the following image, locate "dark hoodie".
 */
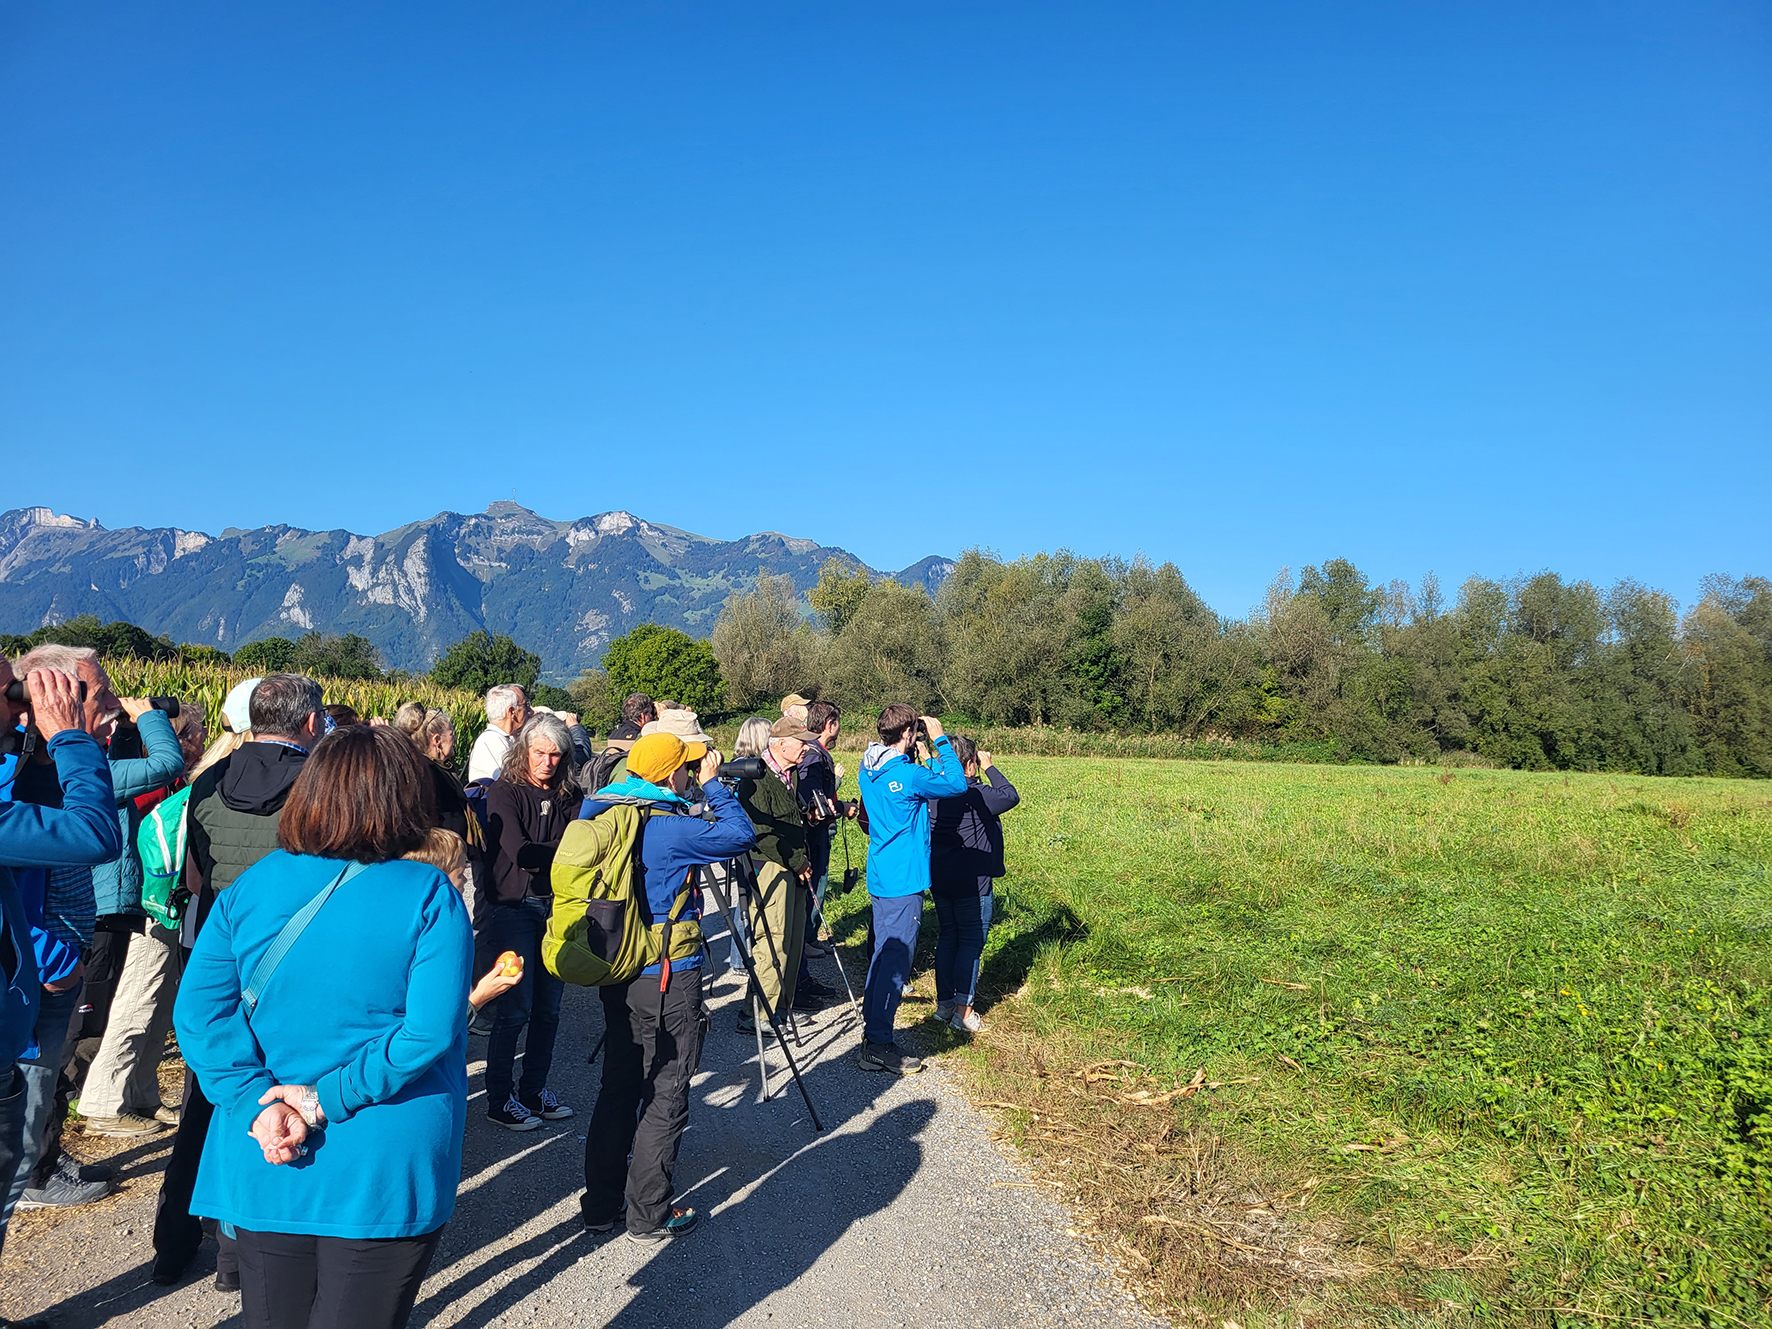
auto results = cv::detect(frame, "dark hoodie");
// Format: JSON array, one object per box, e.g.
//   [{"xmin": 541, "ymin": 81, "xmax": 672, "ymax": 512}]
[{"xmin": 187, "ymin": 741, "xmax": 309, "ymax": 902}]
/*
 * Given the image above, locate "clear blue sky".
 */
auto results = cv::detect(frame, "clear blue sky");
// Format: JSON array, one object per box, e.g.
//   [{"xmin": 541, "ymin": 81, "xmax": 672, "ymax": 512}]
[{"xmin": 3, "ymin": 3, "xmax": 1767, "ymax": 619}]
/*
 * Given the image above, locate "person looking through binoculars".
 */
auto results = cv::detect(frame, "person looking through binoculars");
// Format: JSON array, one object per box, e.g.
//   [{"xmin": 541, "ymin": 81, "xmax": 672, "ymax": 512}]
[{"xmin": 856, "ymin": 705, "xmax": 966, "ymax": 1075}]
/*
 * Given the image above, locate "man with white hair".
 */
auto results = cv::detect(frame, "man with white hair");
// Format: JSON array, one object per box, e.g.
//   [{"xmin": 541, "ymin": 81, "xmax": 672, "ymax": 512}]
[{"xmin": 468, "ymin": 684, "xmax": 529, "ymax": 783}]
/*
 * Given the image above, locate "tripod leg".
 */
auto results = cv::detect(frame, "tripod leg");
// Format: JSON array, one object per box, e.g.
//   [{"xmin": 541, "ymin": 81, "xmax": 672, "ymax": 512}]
[
  {"xmin": 699, "ymin": 865, "xmax": 823, "ymax": 1130},
  {"xmin": 809, "ymin": 890, "xmax": 862, "ymax": 1019},
  {"xmin": 737, "ymin": 856, "xmax": 801, "ymax": 1047}
]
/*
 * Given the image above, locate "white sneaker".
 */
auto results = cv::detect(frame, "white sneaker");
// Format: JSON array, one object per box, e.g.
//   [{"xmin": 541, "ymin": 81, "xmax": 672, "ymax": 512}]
[
  {"xmin": 950, "ymin": 1008, "xmax": 985, "ymax": 1034},
  {"xmin": 933, "ymin": 999, "xmax": 956, "ymax": 1021}
]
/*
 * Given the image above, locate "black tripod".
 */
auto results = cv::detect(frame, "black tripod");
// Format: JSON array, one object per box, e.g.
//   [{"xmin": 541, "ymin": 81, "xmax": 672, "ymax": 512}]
[{"xmin": 699, "ymin": 858, "xmax": 824, "ymax": 1130}]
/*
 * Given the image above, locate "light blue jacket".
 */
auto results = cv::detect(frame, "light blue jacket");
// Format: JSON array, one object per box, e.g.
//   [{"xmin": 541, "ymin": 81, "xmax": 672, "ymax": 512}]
[
  {"xmin": 857, "ymin": 736, "xmax": 967, "ymax": 899},
  {"xmin": 174, "ymin": 852, "xmax": 473, "ymax": 1239},
  {"xmin": 93, "ymin": 708, "xmax": 185, "ymax": 917}
]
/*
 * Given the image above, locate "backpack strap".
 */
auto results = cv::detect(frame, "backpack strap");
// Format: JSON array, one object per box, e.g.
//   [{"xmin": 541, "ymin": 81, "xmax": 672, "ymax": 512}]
[{"xmin": 242, "ymin": 861, "xmax": 365, "ymax": 1021}]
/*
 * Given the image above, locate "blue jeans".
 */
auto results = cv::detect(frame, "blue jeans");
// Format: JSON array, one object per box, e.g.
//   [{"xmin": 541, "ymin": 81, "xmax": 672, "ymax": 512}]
[
  {"xmin": 1, "ymin": 980, "xmax": 81, "ymax": 1233},
  {"xmin": 483, "ymin": 898, "xmax": 563, "ymax": 1107},
  {"xmin": 863, "ymin": 893, "xmax": 923, "ymax": 1047},
  {"xmin": 933, "ymin": 891, "xmax": 993, "ymax": 1007}
]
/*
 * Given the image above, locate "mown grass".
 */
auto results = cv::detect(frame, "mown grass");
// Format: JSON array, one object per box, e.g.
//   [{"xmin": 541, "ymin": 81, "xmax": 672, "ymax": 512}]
[{"xmin": 824, "ymin": 759, "xmax": 1772, "ymax": 1328}]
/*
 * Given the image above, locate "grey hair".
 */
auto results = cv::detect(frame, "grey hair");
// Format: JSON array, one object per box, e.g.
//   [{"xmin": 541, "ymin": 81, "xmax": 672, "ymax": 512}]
[
  {"xmin": 499, "ymin": 714, "xmax": 582, "ymax": 798},
  {"xmin": 249, "ymin": 673, "xmax": 324, "ymax": 740},
  {"xmin": 391, "ymin": 701, "xmax": 427, "ymax": 738},
  {"xmin": 420, "ymin": 709, "xmax": 454, "ymax": 747},
  {"xmin": 734, "ymin": 716, "xmax": 773, "ymax": 759},
  {"xmin": 485, "ymin": 684, "xmax": 526, "ymax": 723},
  {"xmin": 12, "ymin": 643, "xmax": 99, "ymax": 675}
]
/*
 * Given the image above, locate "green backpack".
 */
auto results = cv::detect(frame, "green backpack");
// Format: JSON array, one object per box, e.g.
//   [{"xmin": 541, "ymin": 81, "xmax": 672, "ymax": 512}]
[
  {"xmin": 136, "ymin": 785, "xmax": 192, "ymax": 934},
  {"xmin": 544, "ymin": 804, "xmax": 702, "ymax": 987}
]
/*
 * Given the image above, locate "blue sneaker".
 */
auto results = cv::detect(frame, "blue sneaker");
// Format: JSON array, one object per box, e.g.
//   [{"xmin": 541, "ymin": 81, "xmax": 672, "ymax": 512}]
[{"xmin": 628, "ymin": 1207, "xmax": 700, "ymax": 1243}]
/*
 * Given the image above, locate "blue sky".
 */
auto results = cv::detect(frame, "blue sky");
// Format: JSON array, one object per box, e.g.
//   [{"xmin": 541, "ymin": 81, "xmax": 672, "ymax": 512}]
[{"xmin": 3, "ymin": 3, "xmax": 1767, "ymax": 619}]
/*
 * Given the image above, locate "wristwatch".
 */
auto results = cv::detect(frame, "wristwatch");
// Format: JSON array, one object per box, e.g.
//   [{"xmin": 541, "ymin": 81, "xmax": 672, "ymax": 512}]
[{"xmin": 294, "ymin": 1086, "xmax": 323, "ymax": 1129}]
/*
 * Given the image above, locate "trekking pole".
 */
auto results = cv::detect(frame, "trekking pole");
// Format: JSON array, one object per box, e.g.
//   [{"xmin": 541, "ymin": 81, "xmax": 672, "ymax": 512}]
[
  {"xmin": 732, "ymin": 853, "xmax": 804, "ymax": 1049},
  {"xmin": 806, "ymin": 877, "xmax": 861, "ymax": 1020},
  {"xmin": 697, "ymin": 865, "xmax": 824, "ymax": 1132}
]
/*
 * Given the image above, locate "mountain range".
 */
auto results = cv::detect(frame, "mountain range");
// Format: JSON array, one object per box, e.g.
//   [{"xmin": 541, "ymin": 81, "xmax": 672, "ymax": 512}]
[{"xmin": 0, "ymin": 503, "xmax": 952, "ymax": 681}]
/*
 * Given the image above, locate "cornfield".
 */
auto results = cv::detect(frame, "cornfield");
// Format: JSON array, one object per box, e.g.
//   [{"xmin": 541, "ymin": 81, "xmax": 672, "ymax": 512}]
[{"xmin": 102, "ymin": 658, "xmax": 487, "ymax": 757}]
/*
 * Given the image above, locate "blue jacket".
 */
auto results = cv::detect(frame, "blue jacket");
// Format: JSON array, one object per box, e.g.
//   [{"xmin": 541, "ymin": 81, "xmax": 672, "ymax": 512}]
[
  {"xmin": 857, "ymin": 736, "xmax": 967, "ymax": 899},
  {"xmin": 174, "ymin": 852, "xmax": 473, "ymax": 1239},
  {"xmin": 0, "ymin": 730, "xmax": 123, "ymax": 1059},
  {"xmin": 93, "ymin": 709, "xmax": 185, "ymax": 917},
  {"xmin": 580, "ymin": 778, "xmax": 756, "ymax": 976}
]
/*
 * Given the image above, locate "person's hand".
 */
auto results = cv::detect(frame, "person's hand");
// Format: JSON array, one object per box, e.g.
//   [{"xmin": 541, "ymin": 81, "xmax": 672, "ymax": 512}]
[
  {"xmin": 977, "ymin": 750, "xmax": 993, "ymax": 770},
  {"xmin": 799, "ymin": 865, "xmax": 813, "ymax": 885},
  {"xmin": 259, "ymin": 1083, "xmax": 325, "ymax": 1127},
  {"xmin": 834, "ymin": 762, "xmax": 845, "ymax": 782},
  {"xmin": 697, "ymin": 747, "xmax": 723, "ymax": 786},
  {"xmin": 26, "ymin": 669, "xmax": 85, "ymax": 740},
  {"xmin": 558, "ymin": 712, "xmax": 578, "ymax": 727},
  {"xmin": 249, "ymin": 1101, "xmax": 309, "ymax": 1165},
  {"xmin": 919, "ymin": 716, "xmax": 944, "ymax": 741},
  {"xmin": 369, "ymin": 715, "xmax": 389, "ymax": 727},
  {"xmin": 469, "ymin": 961, "xmax": 523, "ymax": 1011},
  {"xmin": 119, "ymin": 696, "xmax": 154, "ymax": 722},
  {"xmin": 44, "ymin": 960, "xmax": 84, "ymax": 994}
]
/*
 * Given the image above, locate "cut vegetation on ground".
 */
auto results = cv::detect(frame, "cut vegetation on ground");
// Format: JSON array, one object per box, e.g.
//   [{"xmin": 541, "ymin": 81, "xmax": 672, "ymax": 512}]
[{"xmin": 825, "ymin": 758, "xmax": 1772, "ymax": 1328}]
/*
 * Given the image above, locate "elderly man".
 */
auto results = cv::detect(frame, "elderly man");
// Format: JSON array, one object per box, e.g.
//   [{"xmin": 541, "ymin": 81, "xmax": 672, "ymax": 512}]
[
  {"xmin": 731, "ymin": 715, "xmax": 820, "ymax": 1031},
  {"xmin": 0, "ymin": 648, "xmax": 122, "ymax": 1265},
  {"xmin": 468, "ymin": 684, "xmax": 529, "ymax": 783}
]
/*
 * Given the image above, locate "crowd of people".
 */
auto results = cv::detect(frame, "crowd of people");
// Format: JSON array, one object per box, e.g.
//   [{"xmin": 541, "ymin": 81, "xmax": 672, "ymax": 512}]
[{"xmin": 0, "ymin": 656, "xmax": 1018, "ymax": 1329}]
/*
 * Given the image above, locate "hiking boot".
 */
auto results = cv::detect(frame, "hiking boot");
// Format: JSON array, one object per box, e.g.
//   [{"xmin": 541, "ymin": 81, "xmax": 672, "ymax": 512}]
[
  {"xmin": 802, "ymin": 938, "xmax": 832, "ymax": 957},
  {"xmin": 857, "ymin": 1041, "xmax": 924, "ymax": 1075},
  {"xmin": 487, "ymin": 1094, "xmax": 542, "ymax": 1131},
  {"xmin": 80, "ymin": 1111, "xmax": 166, "ymax": 1137},
  {"xmin": 791, "ymin": 988, "xmax": 827, "ymax": 1013},
  {"xmin": 214, "ymin": 1269, "xmax": 241, "ymax": 1293},
  {"xmin": 933, "ymin": 999, "xmax": 956, "ymax": 1022},
  {"xmin": 736, "ymin": 1010, "xmax": 758, "ymax": 1035},
  {"xmin": 519, "ymin": 1087, "xmax": 574, "ymax": 1121},
  {"xmin": 949, "ymin": 1008, "xmax": 986, "ymax": 1034},
  {"xmin": 627, "ymin": 1207, "xmax": 699, "ymax": 1243},
  {"xmin": 53, "ymin": 1152, "xmax": 111, "ymax": 1185},
  {"xmin": 798, "ymin": 976, "xmax": 836, "ymax": 999},
  {"xmin": 17, "ymin": 1172, "xmax": 111, "ymax": 1210}
]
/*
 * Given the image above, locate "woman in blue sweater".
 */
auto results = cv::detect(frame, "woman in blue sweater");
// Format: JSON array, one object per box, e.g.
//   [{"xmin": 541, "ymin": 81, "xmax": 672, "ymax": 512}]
[{"xmin": 173, "ymin": 725, "xmax": 472, "ymax": 1329}]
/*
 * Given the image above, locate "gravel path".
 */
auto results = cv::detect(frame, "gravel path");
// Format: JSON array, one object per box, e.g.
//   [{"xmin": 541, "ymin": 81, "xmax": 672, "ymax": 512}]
[{"xmin": 3, "ymin": 943, "xmax": 1165, "ymax": 1328}]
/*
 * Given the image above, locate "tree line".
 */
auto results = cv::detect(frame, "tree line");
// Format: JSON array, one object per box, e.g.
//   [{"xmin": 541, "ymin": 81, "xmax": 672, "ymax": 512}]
[{"xmin": 9, "ymin": 554, "xmax": 1770, "ymax": 778}]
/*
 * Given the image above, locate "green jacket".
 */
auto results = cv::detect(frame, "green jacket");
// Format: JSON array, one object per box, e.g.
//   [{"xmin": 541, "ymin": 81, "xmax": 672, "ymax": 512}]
[
  {"xmin": 188, "ymin": 742, "xmax": 308, "ymax": 896},
  {"xmin": 735, "ymin": 760, "xmax": 809, "ymax": 876}
]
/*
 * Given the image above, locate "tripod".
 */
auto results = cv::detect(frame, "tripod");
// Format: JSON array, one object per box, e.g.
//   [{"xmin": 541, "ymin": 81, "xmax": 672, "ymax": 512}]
[{"xmin": 698, "ymin": 857, "xmax": 825, "ymax": 1132}]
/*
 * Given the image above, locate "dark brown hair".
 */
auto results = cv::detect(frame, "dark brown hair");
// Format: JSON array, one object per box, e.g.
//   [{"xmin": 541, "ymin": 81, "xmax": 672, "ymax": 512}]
[
  {"xmin": 877, "ymin": 703, "xmax": 916, "ymax": 745},
  {"xmin": 621, "ymin": 693, "xmax": 656, "ymax": 727},
  {"xmin": 805, "ymin": 699, "xmax": 840, "ymax": 736},
  {"xmin": 279, "ymin": 724, "xmax": 437, "ymax": 862}
]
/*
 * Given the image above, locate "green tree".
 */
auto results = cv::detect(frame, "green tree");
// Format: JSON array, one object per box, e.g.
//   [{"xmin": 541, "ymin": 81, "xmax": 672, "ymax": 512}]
[
  {"xmin": 824, "ymin": 581, "xmax": 944, "ymax": 716},
  {"xmin": 26, "ymin": 615, "xmax": 176, "ymax": 661},
  {"xmin": 1682, "ymin": 576, "xmax": 1772, "ymax": 777},
  {"xmin": 177, "ymin": 643, "xmax": 232, "ymax": 666},
  {"xmin": 566, "ymin": 668, "xmax": 621, "ymax": 735},
  {"xmin": 429, "ymin": 631, "xmax": 542, "ymax": 696},
  {"xmin": 807, "ymin": 558, "xmax": 872, "ymax": 635},
  {"xmin": 602, "ymin": 624, "xmax": 724, "ymax": 717},
  {"xmin": 711, "ymin": 574, "xmax": 821, "ymax": 711},
  {"xmin": 291, "ymin": 632, "xmax": 383, "ymax": 681},
  {"xmin": 232, "ymin": 636, "xmax": 299, "ymax": 673}
]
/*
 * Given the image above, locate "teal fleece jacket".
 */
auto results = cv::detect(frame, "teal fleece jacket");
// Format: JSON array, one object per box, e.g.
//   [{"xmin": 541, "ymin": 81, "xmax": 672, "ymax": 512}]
[
  {"xmin": 174, "ymin": 852, "xmax": 473, "ymax": 1239},
  {"xmin": 857, "ymin": 735, "xmax": 967, "ymax": 899}
]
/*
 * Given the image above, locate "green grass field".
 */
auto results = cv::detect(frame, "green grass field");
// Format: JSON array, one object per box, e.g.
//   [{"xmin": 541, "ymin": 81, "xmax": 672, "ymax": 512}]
[{"xmin": 824, "ymin": 758, "xmax": 1772, "ymax": 1328}]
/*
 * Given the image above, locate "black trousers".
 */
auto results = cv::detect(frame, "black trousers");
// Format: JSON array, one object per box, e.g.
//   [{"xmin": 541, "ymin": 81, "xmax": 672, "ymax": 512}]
[
  {"xmin": 583, "ymin": 967, "xmax": 706, "ymax": 1233},
  {"xmin": 152, "ymin": 1067, "xmax": 236, "ymax": 1279},
  {"xmin": 234, "ymin": 1225, "xmax": 442, "ymax": 1329}
]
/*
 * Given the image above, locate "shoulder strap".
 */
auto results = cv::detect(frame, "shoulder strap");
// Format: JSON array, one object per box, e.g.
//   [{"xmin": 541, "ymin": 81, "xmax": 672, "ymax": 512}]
[{"xmin": 242, "ymin": 861, "xmax": 366, "ymax": 1020}]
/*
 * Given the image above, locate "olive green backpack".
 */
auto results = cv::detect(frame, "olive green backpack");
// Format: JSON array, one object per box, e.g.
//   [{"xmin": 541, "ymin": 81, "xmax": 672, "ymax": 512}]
[{"xmin": 544, "ymin": 804, "xmax": 701, "ymax": 987}]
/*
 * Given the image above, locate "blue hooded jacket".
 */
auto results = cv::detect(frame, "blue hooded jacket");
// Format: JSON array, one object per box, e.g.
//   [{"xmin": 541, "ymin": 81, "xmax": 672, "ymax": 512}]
[
  {"xmin": 0, "ymin": 729, "xmax": 123, "ymax": 1059},
  {"xmin": 857, "ymin": 735, "xmax": 967, "ymax": 899},
  {"xmin": 579, "ymin": 777, "xmax": 756, "ymax": 976}
]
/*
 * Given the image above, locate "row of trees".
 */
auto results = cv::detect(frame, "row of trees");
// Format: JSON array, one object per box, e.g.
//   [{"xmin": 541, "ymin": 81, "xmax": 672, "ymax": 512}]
[
  {"xmin": 701, "ymin": 557, "xmax": 1772, "ymax": 777},
  {"xmin": 11, "ymin": 556, "xmax": 1770, "ymax": 778}
]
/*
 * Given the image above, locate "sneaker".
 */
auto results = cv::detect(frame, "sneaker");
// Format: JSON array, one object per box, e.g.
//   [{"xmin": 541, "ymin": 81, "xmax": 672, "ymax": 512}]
[
  {"xmin": 17, "ymin": 1172, "xmax": 111, "ymax": 1210},
  {"xmin": 151, "ymin": 1104, "xmax": 181, "ymax": 1126},
  {"xmin": 950, "ymin": 1008, "xmax": 985, "ymax": 1034},
  {"xmin": 487, "ymin": 1094, "xmax": 542, "ymax": 1132},
  {"xmin": 803, "ymin": 938, "xmax": 832, "ymax": 957},
  {"xmin": 54, "ymin": 1151, "xmax": 112, "ymax": 1185},
  {"xmin": 933, "ymin": 999, "xmax": 956, "ymax": 1022},
  {"xmin": 583, "ymin": 1202, "xmax": 627, "ymax": 1235},
  {"xmin": 80, "ymin": 1111, "xmax": 166, "ymax": 1138},
  {"xmin": 627, "ymin": 1207, "xmax": 699, "ymax": 1243},
  {"xmin": 857, "ymin": 1041, "xmax": 925, "ymax": 1075},
  {"xmin": 791, "ymin": 989, "xmax": 827, "ymax": 1013},
  {"xmin": 519, "ymin": 1087, "xmax": 574, "ymax": 1121},
  {"xmin": 214, "ymin": 1269, "xmax": 241, "ymax": 1293},
  {"xmin": 798, "ymin": 976, "xmax": 836, "ymax": 999},
  {"xmin": 901, "ymin": 980, "xmax": 916, "ymax": 998}
]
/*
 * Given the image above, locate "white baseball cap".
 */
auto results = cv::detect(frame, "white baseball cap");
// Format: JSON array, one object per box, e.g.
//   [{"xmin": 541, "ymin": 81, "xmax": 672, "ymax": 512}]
[{"xmin": 221, "ymin": 678, "xmax": 263, "ymax": 734}]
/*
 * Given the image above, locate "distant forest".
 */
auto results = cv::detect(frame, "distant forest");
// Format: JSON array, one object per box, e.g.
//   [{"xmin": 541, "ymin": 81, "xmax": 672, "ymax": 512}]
[{"xmin": 8, "ymin": 554, "xmax": 1770, "ymax": 778}]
